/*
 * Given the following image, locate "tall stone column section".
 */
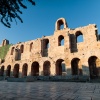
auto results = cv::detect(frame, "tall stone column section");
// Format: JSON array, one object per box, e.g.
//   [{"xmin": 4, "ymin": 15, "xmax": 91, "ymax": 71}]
[
  {"xmin": 1, "ymin": 39, "xmax": 9, "ymax": 46},
  {"xmin": 64, "ymin": 32, "xmax": 72, "ymax": 75}
]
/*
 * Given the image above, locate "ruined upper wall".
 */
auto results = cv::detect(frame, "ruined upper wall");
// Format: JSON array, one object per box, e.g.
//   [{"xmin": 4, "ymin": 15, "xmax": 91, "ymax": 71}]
[
  {"xmin": 1, "ymin": 39, "xmax": 9, "ymax": 46},
  {"xmin": 53, "ymin": 18, "xmax": 98, "ymax": 52},
  {"xmin": 3, "ymin": 18, "xmax": 99, "ymax": 64},
  {"xmin": 55, "ymin": 18, "xmax": 68, "ymax": 31}
]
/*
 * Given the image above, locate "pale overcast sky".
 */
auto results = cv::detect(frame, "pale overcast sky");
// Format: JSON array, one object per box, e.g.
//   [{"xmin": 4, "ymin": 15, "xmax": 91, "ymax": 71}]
[{"xmin": 0, "ymin": 0, "xmax": 100, "ymax": 44}]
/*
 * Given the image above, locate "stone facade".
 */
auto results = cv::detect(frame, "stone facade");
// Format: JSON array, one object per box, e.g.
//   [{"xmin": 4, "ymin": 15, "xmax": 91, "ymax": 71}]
[{"xmin": 0, "ymin": 18, "xmax": 100, "ymax": 79}]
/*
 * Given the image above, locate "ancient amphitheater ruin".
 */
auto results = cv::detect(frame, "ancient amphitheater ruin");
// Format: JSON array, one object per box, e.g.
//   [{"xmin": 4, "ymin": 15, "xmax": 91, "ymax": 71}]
[{"xmin": 0, "ymin": 18, "xmax": 100, "ymax": 80}]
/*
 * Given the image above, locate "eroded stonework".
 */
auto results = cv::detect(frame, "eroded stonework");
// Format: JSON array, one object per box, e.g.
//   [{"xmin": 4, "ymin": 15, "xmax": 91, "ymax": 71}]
[{"xmin": 0, "ymin": 18, "xmax": 100, "ymax": 79}]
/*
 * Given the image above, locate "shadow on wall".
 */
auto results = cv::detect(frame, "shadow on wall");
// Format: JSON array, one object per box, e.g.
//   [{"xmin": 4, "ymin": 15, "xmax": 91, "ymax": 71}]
[
  {"xmin": 0, "ymin": 70, "xmax": 22, "ymax": 78},
  {"xmin": 70, "ymin": 34, "xmax": 78, "ymax": 53},
  {"xmin": 70, "ymin": 31, "xmax": 84, "ymax": 53},
  {"xmin": 41, "ymin": 39, "xmax": 49, "ymax": 57},
  {"xmin": 82, "ymin": 65, "xmax": 100, "ymax": 79},
  {"xmin": 0, "ymin": 64, "xmax": 100, "ymax": 80},
  {"xmin": 67, "ymin": 64, "xmax": 100, "ymax": 79},
  {"xmin": 15, "ymin": 48, "xmax": 21, "ymax": 61},
  {"xmin": 98, "ymin": 34, "xmax": 100, "ymax": 41},
  {"xmin": 66, "ymin": 67, "xmax": 83, "ymax": 76}
]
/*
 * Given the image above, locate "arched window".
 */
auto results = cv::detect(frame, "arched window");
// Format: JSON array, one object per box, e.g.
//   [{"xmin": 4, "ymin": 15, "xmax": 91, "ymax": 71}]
[
  {"xmin": 31, "ymin": 62, "xmax": 39, "ymax": 76},
  {"xmin": 0, "ymin": 66, "xmax": 4, "ymax": 76},
  {"xmin": 11, "ymin": 47, "xmax": 14, "ymax": 55},
  {"xmin": 71, "ymin": 58, "xmax": 82, "ymax": 75},
  {"xmin": 6, "ymin": 65, "xmax": 11, "ymax": 77},
  {"xmin": 20, "ymin": 45, "xmax": 24, "ymax": 53},
  {"xmin": 55, "ymin": 18, "xmax": 68, "ymax": 31},
  {"xmin": 88, "ymin": 56, "xmax": 98, "ymax": 79},
  {"xmin": 76, "ymin": 31, "xmax": 83, "ymax": 43},
  {"xmin": 44, "ymin": 39, "xmax": 49, "ymax": 49},
  {"xmin": 22, "ymin": 63, "xmax": 28, "ymax": 77},
  {"xmin": 57, "ymin": 20, "xmax": 64, "ymax": 30},
  {"xmin": 58, "ymin": 35, "xmax": 64, "ymax": 46},
  {"xmin": 43, "ymin": 61, "xmax": 51, "ymax": 76},
  {"xmin": 30, "ymin": 42, "xmax": 33, "ymax": 52},
  {"xmin": 42, "ymin": 39, "xmax": 49, "ymax": 57},
  {"xmin": 13, "ymin": 64, "xmax": 19, "ymax": 78},
  {"xmin": 56, "ymin": 59, "xmax": 64, "ymax": 75}
]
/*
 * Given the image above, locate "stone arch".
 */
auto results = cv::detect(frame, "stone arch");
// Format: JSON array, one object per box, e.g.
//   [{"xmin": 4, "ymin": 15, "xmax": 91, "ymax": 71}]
[
  {"xmin": 71, "ymin": 58, "xmax": 82, "ymax": 75},
  {"xmin": 31, "ymin": 61, "xmax": 39, "ymax": 76},
  {"xmin": 0, "ymin": 66, "xmax": 4, "ymax": 76},
  {"xmin": 20, "ymin": 44, "xmax": 24, "ymax": 53},
  {"xmin": 58, "ymin": 35, "xmax": 64, "ymax": 46},
  {"xmin": 13, "ymin": 64, "xmax": 19, "ymax": 78},
  {"xmin": 88, "ymin": 56, "xmax": 98, "ymax": 79},
  {"xmin": 55, "ymin": 18, "xmax": 68, "ymax": 31},
  {"xmin": 43, "ymin": 61, "xmax": 51, "ymax": 76},
  {"xmin": 75, "ymin": 31, "xmax": 83, "ymax": 43},
  {"xmin": 22, "ymin": 63, "xmax": 28, "ymax": 77},
  {"xmin": 56, "ymin": 59, "xmax": 64, "ymax": 75},
  {"xmin": 6, "ymin": 65, "xmax": 11, "ymax": 77},
  {"xmin": 11, "ymin": 47, "xmax": 14, "ymax": 55},
  {"xmin": 30, "ymin": 42, "xmax": 33, "ymax": 52}
]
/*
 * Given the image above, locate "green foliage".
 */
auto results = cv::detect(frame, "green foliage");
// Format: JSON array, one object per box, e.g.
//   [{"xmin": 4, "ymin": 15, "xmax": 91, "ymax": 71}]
[
  {"xmin": 0, "ymin": 44, "xmax": 12, "ymax": 59},
  {"xmin": 0, "ymin": 0, "xmax": 35, "ymax": 28}
]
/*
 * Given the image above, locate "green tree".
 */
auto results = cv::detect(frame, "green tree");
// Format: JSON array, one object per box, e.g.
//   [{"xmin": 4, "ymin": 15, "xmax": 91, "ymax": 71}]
[{"xmin": 0, "ymin": 0, "xmax": 35, "ymax": 28}]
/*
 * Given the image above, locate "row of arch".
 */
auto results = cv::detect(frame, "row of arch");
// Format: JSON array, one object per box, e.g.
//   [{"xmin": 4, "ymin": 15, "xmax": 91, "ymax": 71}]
[
  {"xmin": 0, "ymin": 59, "xmax": 65, "ymax": 78},
  {"xmin": 11, "ymin": 42, "xmax": 33, "ymax": 55},
  {"xmin": 0, "ymin": 56, "xmax": 99, "ymax": 79},
  {"xmin": 11, "ymin": 32, "xmax": 83, "ymax": 55},
  {"xmin": 43, "ymin": 32, "xmax": 83, "ymax": 49},
  {"xmin": 58, "ymin": 31, "xmax": 83, "ymax": 46},
  {"xmin": 71, "ymin": 56, "xmax": 99, "ymax": 79},
  {"xmin": 56, "ymin": 18, "xmax": 83, "ymax": 42}
]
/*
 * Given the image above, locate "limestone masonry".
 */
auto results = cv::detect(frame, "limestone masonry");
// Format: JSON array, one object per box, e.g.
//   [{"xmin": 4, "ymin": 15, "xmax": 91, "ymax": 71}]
[{"xmin": 0, "ymin": 18, "xmax": 100, "ymax": 79}]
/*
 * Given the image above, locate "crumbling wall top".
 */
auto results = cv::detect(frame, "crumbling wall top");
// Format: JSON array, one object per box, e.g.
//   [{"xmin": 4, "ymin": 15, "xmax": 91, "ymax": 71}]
[
  {"xmin": 55, "ymin": 18, "xmax": 68, "ymax": 31},
  {"xmin": 1, "ymin": 39, "xmax": 9, "ymax": 46}
]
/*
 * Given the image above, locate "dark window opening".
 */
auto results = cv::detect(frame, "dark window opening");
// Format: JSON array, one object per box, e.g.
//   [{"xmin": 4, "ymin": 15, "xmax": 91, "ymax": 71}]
[
  {"xmin": 95, "ymin": 30, "xmax": 98, "ymax": 41},
  {"xmin": 44, "ymin": 39, "xmax": 49, "ymax": 49},
  {"xmin": 6, "ymin": 65, "xmax": 11, "ymax": 77},
  {"xmin": 43, "ymin": 61, "xmax": 50, "ymax": 76},
  {"xmin": 88, "ymin": 56, "xmax": 98, "ymax": 79},
  {"xmin": 20, "ymin": 45, "xmax": 24, "ymax": 53},
  {"xmin": 56, "ymin": 59, "xmax": 65, "ymax": 75},
  {"xmin": 76, "ymin": 31, "xmax": 83, "ymax": 43},
  {"xmin": 22, "ymin": 63, "xmax": 28, "ymax": 77},
  {"xmin": 58, "ymin": 35, "xmax": 64, "ymax": 46},
  {"xmin": 42, "ymin": 39, "xmax": 49, "ymax": 57},
  {"xmin": 0, "ymin": 66, "xmax": 4, "ymax": 76},
  {"xmin": 1, "ymin": 59, "xmax": 5, "ymax": 63},
  {"xmin": 31, "ymin": 62, "xmax": 39, "ymax": 76},
  {"xmin": 62, "ymin": 61, "xmax": 66, "ymax": 72},
  {"xmin": 13, "ymin": 64, "xmax": 19, "ymax": 78},
  {"xmin": 71, "ymin": 58, "xmax": 82, "ymax": 75},
  {"xmin": 57, "ymin": 20, "xmax": 64, "ymax": 30}
]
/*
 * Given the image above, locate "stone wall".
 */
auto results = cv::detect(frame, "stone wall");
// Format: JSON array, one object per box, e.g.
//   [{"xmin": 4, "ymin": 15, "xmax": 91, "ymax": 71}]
[{"xmin": 0, "ymin": 18, "xmax": 100, "ymax": 79}]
